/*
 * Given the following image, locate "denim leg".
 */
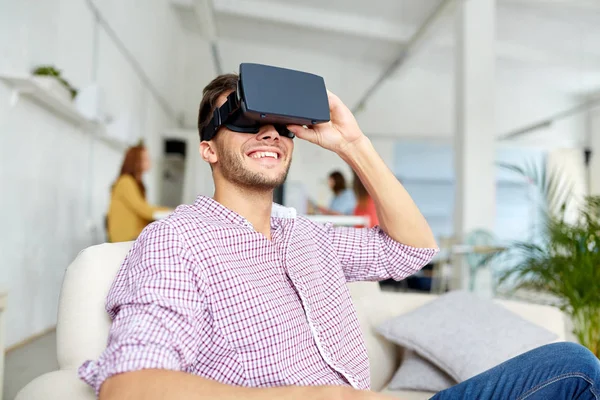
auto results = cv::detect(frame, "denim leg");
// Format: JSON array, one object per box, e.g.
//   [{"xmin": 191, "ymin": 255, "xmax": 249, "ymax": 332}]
[{"xmin": 431, "ymin": 342, "xmax": 600, "ymax": 400}]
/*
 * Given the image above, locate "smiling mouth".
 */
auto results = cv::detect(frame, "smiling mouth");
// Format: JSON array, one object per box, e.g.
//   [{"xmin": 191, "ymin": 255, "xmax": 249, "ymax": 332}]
[{"xmin": 248, "ymin": 151, "xmax": 280, "ymax": 160}]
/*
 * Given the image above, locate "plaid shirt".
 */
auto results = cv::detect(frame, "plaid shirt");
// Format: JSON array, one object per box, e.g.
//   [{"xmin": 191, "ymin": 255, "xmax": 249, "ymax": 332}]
[{"xmin": 79, "ymin": 196, "xmax": 437, "ymax": 394}]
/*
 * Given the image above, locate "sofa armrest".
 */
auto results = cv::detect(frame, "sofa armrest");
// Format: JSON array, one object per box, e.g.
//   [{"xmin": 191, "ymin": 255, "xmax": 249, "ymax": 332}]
[
  {"xmin": 15, "ymin": 369, "xmax": 95, "ymax": 400},
  {"xmin": 494, "ymin": 298, "xmax": 566, "ymax": 340}
]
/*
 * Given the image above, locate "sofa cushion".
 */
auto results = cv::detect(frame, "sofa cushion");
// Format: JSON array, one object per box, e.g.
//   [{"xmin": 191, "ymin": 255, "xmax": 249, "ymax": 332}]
[
  {"xmin": 376, "ymin": 291, "xmax": 557, "ymax": 383},
  {"xmin": 388, "ymin": 349, "xmax": 456, "ymax": 392}
]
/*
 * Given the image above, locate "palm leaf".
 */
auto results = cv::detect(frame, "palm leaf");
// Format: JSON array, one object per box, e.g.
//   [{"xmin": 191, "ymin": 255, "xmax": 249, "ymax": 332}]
[{"xmin": 493, "ymin": 195, "xmax": 600, "ymax": 357}]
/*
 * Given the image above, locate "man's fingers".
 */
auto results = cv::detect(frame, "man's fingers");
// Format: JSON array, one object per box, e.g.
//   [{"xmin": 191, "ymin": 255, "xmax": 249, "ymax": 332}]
[
  {"xmin": 287, "ymin": 124, "xmax": 319, "ymax": 143},
  {"xmin": 326, "ymin": 90, "xmax": 344, "ymax": 114},
  {"xmin": 326, "ymin": 89, "xmax": 340, "ymax": 102},
  {"xmin": 286, "ymin": 124, "xmax": 306, "ymax": 136}
]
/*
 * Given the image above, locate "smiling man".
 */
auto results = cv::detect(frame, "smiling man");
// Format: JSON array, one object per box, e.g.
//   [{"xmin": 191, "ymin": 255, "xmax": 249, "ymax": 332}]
[{"xmin": 80, "ymin": 72, "xmax": 600, "ymax": 400}]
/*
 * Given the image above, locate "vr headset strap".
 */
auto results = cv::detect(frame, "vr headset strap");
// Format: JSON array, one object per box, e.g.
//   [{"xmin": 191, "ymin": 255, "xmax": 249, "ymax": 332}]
[{"xmin": 202, "ymin": 92, "xmax": 239, "ymax": 141}]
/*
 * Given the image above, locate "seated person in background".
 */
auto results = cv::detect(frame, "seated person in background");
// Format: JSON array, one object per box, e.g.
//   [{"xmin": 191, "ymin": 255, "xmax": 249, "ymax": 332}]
[
  {"xmin": 82, "ymin": 73, "xmax": 600, "ymax": 400},
  {"xmin": 107, "ymin": 144, "xmax": 170, "ymax": 242},
  {"xmin": 353, "ymin": 171, "xmax": 379, "ymax": 228},
  {"xmin": 319, "ymin": 170, "xmax": 356, "ymax": 215}
]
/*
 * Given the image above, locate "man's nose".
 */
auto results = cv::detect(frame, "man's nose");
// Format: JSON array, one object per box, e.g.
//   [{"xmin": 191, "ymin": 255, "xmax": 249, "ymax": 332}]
[{"xmin": 255, "ymin": 125, "xmax": 280, "ymax": 141}]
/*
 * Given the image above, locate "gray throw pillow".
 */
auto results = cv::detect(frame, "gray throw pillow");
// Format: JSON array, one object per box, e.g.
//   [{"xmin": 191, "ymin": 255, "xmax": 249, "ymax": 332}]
[
  {"xmin": 377, "ymin": 291, "xmax": 558, "ymax": 383},
  {"xmin": 388, "ymin": 349, "xmax": 456, "ymax": 392}
]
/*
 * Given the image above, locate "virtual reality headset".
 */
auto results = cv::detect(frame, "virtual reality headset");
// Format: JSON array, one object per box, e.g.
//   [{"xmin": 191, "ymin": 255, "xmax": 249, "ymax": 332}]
[{"xmin": 201, "ymin": 63, "xmax": 330, "ymax": 141}]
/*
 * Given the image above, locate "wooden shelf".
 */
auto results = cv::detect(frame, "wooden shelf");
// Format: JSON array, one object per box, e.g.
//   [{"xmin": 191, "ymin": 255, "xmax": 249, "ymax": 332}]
[{"xmin": 0, "ymin": 74, "xmax": 129, "ymax": 151}]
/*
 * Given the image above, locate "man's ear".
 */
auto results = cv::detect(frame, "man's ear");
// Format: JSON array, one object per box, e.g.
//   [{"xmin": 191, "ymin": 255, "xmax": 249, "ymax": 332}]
[{"xmin": 199, "ymin": 141, "xmax": 218, "ymax": 165}]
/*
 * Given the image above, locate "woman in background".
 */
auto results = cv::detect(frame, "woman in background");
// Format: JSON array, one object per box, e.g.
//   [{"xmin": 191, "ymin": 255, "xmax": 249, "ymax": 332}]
[
  {"xmin": 316, "ymin": 170, "xmax": 356, "ymax": 215},
  {"xmin": 107, "ymin": 145, "xmax": 170, "ymax": 242},
  {"xmin": 353, "ymin": 172, "xmax": 379, "ymax": 228}
]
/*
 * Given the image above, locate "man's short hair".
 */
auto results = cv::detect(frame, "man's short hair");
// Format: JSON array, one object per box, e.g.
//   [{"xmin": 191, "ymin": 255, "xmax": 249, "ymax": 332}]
[{"xmin": 197, "ymin": 73, "xmax": 238, "ymax": 141}]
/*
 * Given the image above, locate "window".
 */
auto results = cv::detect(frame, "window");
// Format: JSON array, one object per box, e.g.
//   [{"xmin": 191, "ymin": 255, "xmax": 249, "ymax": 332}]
[{"xmin": 393, "ymin": 141, "xmax": 543, "ymax": 244}]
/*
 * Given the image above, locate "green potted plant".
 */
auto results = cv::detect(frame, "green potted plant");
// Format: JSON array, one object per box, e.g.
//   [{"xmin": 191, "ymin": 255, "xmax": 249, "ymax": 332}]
[
  {"xmin": 497, "ymin": 196, "xmax": 600, "ymax": 357},
  {"xmin": 495, "ymin": 157, "xmax": 599, "ymax": 357},
  {"xmin": 31, "ymin": 65, "xmax": 78, "ymax": 101}
]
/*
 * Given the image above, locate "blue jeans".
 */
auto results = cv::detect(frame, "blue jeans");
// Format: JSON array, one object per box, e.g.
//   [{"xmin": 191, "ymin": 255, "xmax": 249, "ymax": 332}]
[{"xmin": 432, "ymin": 342, "xmax": 600, "ymax": 399}]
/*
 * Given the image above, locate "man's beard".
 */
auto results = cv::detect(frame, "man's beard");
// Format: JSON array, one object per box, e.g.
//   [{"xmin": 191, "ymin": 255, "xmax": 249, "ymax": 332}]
[{"xmin": 218, "ymin": 146, "xmax": 291, "ymax": 190}]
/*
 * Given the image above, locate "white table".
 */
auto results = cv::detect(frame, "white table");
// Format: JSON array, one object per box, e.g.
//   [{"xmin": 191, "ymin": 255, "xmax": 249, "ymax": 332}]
[{"xmin": 305, "ymin": 215, "xmax": 370, "ymax": 227}]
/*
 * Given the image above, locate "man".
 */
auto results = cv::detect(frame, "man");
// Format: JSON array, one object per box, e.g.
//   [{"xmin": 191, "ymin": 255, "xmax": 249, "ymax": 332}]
[{"xmin": 80, "ymin": 73, "xmax": 600, "ymax": 399}]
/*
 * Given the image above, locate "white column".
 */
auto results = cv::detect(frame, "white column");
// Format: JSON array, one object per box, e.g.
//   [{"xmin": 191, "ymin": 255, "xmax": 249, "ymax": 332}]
[
  {"xmin": 589, "ymin": 109, "xmax": 600, "ymax": 196},
  {"xmin": 453, "ymin": 0, "xmax": 497, "ymax": 293}
]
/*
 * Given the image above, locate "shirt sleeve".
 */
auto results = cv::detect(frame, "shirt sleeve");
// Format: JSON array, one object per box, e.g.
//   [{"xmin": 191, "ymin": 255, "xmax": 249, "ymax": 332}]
[
  {"xmin": 329, "ymin": 224, "xmax": 439, "ymax": 282},
  {"xmin": 78, "ymin": 222, "xmax": 210, "ymax": 395}
]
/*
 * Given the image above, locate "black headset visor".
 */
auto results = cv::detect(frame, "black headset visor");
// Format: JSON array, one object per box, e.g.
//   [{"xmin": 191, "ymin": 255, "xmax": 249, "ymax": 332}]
[{"xmin": 201, "ymin": 63, "xmax": 330, "ymax": 141}]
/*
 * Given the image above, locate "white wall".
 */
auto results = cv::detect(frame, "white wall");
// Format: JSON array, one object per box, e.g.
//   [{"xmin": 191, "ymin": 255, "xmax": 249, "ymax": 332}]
[
  {"xmin": 0, "ymin": 0, "xmax": 187, "ymax": 347},
  {"xmin": 356, "ymin": 57, "xmax": 585, "ymax": 146}
]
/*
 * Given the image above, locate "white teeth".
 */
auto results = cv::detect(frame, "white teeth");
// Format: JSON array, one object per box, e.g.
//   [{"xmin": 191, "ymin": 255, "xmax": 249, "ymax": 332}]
[{"xmin": 250, "ymin": 151, "xmax": 279, "ymax": 159}]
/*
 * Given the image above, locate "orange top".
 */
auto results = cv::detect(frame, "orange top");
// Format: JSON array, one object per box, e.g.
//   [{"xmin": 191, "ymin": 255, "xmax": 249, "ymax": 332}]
[{"xmin": 354, "ymin": 197, "xmax": 379, "ymax": 228}]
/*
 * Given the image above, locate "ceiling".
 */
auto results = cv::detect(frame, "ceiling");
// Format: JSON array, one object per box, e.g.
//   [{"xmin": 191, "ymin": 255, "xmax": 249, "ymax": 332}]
[{"xmin": 171, "ymin": 0, "xmax": 600, "ymax": 146}]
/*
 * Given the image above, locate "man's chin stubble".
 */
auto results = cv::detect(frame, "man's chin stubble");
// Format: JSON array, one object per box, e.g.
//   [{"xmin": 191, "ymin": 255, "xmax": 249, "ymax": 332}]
[
  {"xmin": 218, "ymin": 150, "xmax": 291, "ymax": 190},
  {"xmin": 222, "ymin": 168, "xmax": 286, "ymax": 191}
]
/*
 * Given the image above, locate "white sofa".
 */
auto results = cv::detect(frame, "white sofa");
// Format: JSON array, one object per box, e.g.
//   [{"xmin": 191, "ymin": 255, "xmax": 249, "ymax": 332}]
[
  {"xmin": 348, "ymin": 282, "xmax": 566, "ymax": 398},
  {"xmin": 16, "ymin": 242, "xmax": 566, "ymax": 400}
]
